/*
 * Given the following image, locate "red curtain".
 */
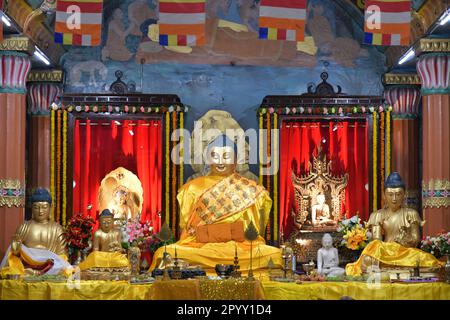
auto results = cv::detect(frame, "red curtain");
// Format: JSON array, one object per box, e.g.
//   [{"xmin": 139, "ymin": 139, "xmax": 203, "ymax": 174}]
[
  {"xmin": 279, "ymin": 119, "xmax": 369, "ymax": 237},
  {"xmin": 73, "ymin": 118, "xmax": 162, "ymax": 231}
]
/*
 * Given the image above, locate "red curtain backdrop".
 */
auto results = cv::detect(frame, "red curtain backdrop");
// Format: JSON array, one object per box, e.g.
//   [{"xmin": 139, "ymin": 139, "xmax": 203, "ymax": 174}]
[
  {"xmin": 73, "ymin": 118, "xmax": 162, "ymax": 231},
  {"xmin": 279, "ymin": 119, "xmax": 369, "ymax": 237}
]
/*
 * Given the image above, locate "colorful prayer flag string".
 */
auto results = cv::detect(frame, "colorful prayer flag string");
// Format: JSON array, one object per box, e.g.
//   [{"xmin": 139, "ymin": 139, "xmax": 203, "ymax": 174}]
[{"xmin": 62, "ymin": 111, "xmax": 68, "ymax": 226}]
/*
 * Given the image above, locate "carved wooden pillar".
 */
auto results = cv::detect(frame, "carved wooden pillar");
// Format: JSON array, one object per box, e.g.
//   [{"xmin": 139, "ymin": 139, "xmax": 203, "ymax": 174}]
[
  {"xmin": 416, "ymin": 39, "xmax": 450, "ymax": 236},
  {"xmin": 26, "ymin": 71, "xmax": 62, "ymax": 200},
  {"xmin": 383, "ymin": 78, "xmax": 421, "ymax": 210},
  {"xmin": 0, "ymin": 37, "xmax": 33, "ymax": 258}
]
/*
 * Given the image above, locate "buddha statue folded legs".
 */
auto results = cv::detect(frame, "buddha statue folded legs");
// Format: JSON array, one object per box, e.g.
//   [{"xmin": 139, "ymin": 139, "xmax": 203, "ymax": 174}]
[
  {"xmin": 0, "ymin": 188, "xmax": 71, "ymax": 277},
  {"xmin": 150, "ymin": 136, "xmax": 282, "ymax": 273},
  {"xmin": 79, "ymin": 209, "xmax": 129, "ymax": 272},
  {"xmin": 346, "ymin": 173, "xmax": 444, "ymax": 276}
]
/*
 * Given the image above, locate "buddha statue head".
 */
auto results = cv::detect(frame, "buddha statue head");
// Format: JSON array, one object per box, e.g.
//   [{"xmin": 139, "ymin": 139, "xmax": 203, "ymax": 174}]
[
  {"xmin": 321, "ymin": 233, "xmax": 333, "ymax": 249},
  {"xmin": 206, "ymin": 134, "xmax": 237, "ymax": 176},
  {"xmin": 30, "ymin": 188, "xmax": 52, "ymax": 223},
  {"xmin": 384, "ymin": 172, "xmax": 406, "ymax": 212},
  {"xmin": 99, "ymin": 209, "xmax": 114, "ymax": 233},
  {"xmin": 316, "ymin": 194, "xmax": 326, "ymax": 205}
]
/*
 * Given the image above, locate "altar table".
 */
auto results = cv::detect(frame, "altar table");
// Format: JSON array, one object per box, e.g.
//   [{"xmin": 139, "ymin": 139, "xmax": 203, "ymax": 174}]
[{"xmin": 1, "ymin": 280, "xmax": 449, "ymax": 300}]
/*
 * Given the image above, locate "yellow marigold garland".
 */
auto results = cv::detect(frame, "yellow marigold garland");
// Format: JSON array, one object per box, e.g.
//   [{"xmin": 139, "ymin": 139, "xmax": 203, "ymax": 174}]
[
  {"xmin": 62, "ymin": 111, "xmax": 67, "ymax": 226},
  {"xmin": 259, "ymin": 112, "xmax": 263, "ymax": 186},
  {"xmin": 56, "ymin": 111, "xmax": 61, "ymax": 222},
  {"xmin": 372, "ymin": 111, "xmax": 377, "ymax": 212},
  {"xmin": 179, "ymin": 111, "xmax": 184, "ymax": 188},
  {"xmin": 165, "ymin": 111, "xmax": 170, "ymax": 225},
  {"xmin": 380, "ymin": 111, "xmax": 385, "ymax": 209},
  {"xmin": 50, "ymin": 110, "xmax": 55, "ymax": 221},
  {"xmin": 386, "ymin": 109, "xmax": 391, "ymax": 177},
  {"xmin": 172, "ymin": 111, "xmax": 177, "ymax": 236},
  {"xmin": 273, "ymin": 112, "xmax": 278, "ymax": 242},
  {"xmin": 266, "ymin": 112, "xmax": 271, "ymax": 240}
]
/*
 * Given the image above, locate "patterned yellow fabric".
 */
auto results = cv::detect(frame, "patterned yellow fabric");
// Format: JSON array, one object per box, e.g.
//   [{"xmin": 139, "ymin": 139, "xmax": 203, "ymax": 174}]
[
  {"xmin": 150, "ymin": 174, "xmax": 282, "ymax": 271},
  {"xmin": 78, "ymin": 251, "xmax": 130, "ymax": 271},
  {"xmin": 0, "ymin": 280, "xmax": 449, "ymax": 300},
  {"xmin": 345, "ymin": 240, "xmax": 444, "ymax": 276}
]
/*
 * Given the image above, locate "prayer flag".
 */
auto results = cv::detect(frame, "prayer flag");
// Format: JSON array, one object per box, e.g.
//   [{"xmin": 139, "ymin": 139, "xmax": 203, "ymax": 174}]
[
  {"xmin": 259, "ymin": 0, "xmax": 307, "ymax": 42},
  {"xmin": 55, "ymin": 0, "xmax": 104, "ymax": 46},
  {"xmin": 364, "ymin": 0, "xmax": 411, "ymax": 46},
  {"xmin": 158, "ymin": 0, "xmax": 206, "ymax": 47}
]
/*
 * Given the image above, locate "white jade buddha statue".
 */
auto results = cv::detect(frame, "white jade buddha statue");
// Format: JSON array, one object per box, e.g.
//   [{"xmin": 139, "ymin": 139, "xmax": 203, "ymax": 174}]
[{"xmin": 317, "ymin": 233, "xmax": 345, "ymax": 277}]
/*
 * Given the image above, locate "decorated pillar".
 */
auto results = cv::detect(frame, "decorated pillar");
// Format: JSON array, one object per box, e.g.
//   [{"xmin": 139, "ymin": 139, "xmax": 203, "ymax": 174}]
[
  {"xmin": 26, "ymin": 71, "xmax": 62, "ymax": 199},
  {"xmin": 0, "ymin": 37, "xmax": 33, "ymax": 257},
  {"xmin": 416, "ymin": 38, "xmax": 450, "ymax": 236},
  {"xmin": 383, "ymin": 74, "xmax": 421, "ymax": 210}
]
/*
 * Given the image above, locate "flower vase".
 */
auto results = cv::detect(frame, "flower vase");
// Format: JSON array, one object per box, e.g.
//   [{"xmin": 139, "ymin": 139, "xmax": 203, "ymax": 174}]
[{"xmin": 445, "ymin": 255, "xmax": 450, "ymax": 284}]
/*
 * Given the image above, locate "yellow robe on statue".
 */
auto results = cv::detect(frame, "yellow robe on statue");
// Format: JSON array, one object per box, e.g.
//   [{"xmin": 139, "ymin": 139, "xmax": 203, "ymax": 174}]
[
  {"xmin": 345, "ymin": 240, "xmax": 444, "ymax": 276},
  {"xmin": 150, "ymin": 173, "xmax": 282, "ymax": 272},
  {"xmin": 78, "ymin": 251, "xmax": 130, "ymax": 270}
]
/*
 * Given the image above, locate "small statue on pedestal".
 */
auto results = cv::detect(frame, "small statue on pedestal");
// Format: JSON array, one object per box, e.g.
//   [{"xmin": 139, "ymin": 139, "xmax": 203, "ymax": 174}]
[{"xmin": 317, "ymin": 233, "xmax": 345, "ymax": 277}]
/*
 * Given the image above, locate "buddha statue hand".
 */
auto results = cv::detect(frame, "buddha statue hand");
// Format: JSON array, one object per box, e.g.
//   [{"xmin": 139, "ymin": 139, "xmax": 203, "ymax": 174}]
[{"xmin": 11, "ymin": 238, "xmax": 22, "ymax": 256}]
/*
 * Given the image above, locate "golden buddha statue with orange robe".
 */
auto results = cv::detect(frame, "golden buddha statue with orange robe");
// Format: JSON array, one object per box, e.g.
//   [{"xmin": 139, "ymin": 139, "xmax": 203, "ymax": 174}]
[
  {"xmin": 346, "ymin": 172, "xmax": 443, "ymax": 276},
  {"xmin": 150, "ymin": 135, "xmax": 282, "ymax": 272},
  {"xmin": 79, "ymin": 209, "xmax": 129, "ymax": 271},
  {"xmin": 0, "ymin": 188, "xmax": 71, "ymax": 276}
]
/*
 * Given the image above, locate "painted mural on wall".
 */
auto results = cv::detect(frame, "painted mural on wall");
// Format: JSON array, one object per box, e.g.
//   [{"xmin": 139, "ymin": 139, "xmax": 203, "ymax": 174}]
[{"xmin": 62, "ymin": 0, "xmax": 386, "ymax": 132}]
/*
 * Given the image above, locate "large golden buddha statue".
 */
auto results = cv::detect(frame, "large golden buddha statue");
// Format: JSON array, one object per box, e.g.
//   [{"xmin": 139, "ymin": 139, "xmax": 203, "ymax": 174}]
[
  {"xmin": 0, "ymin": 188, "xmax": 71, "ymax": 276},
  {"xmin": 150, "ymin": 135, "xmax": 282, "ymax": 272},
  {"xmin": 79, "ymin": 209, "xmax": 129, "ymax": 271},
  {"xmin": 346, "ymin": 173, "xmax": 443, "ymax": 276}
]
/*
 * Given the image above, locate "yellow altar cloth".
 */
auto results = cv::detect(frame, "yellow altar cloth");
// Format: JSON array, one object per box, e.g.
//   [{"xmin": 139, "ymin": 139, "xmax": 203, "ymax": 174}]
[
  {"xmin": 1, "ymin": 279, "xmax": 449, "ymax": 300},
  {"xmin": 78, "ymin": 251, "xmax": 130, "ymax": 271},
  {"xmin": 345, "ymin": 240, "xmax": 444, "ymax": 276}
]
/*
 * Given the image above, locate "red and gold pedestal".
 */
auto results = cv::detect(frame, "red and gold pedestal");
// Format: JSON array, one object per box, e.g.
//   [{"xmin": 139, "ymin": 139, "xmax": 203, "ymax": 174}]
[
  {"xmin": 0, "ymin": 47, "xmax": 32, "ymax": 258},
  {"xmin": 416, "ymin": 44, "xmax": 450, "ymax": 236},
  {"xmin": 384, "ymin": 85, "xmax": 421, "ymax": 210}
]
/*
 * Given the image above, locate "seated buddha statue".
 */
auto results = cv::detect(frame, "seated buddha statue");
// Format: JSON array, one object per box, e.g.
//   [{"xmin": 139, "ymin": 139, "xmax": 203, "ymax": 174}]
[
  {"xmin": 311, "ymin": 194, "xmax": 334, "ymax": 226},
  {"xmin": 0, "ymin": 188, "xmax": 71, "ymax": 277},
  {"xmin": 317, "ymin": 233, "xmax": 345, "ymax": 277},
  {"xmin": 346, "ymin": 172, "xmax": 443, "ymax": 276},
  {"xmin": 150, "ymin": 135, "xmax": 282, "ymax": 272},
  {"xmin": 78, "ymin": 209, "xmax": 129, "ymax": 271}
]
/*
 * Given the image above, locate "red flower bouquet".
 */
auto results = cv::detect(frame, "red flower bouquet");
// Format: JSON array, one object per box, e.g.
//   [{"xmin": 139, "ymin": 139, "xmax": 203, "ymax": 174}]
[{"xmin": 65, "ymin": 213, "xmax": 95, "ymax": 263}]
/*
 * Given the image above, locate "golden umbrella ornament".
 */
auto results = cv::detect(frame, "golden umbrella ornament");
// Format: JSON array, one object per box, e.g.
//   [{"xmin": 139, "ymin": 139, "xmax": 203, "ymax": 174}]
[{"xmin": 244, "ymin": 221, "xmax": 259, "ymax": 280}]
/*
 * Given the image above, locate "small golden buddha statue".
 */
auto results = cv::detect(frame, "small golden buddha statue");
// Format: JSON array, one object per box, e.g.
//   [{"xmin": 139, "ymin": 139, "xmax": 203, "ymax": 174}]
[
  {"xmin": 346, "ymin": 173, "xmax": 443, "ymax": 276},
  {"xmin": 93, "ymin": 209, "xmax": 123, "ymax": 252},
  {"xmin": 78, "ymin": 209, "xmax": 129, "ymax": 271},
  {"xmin": 0, "ymin": 188, "xmax": 70, "ymax": 276}
]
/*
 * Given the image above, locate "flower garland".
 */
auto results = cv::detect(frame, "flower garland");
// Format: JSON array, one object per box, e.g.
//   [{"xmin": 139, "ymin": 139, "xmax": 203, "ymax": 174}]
[
  {"xmin": 62, "ymin": 111, "xmax": 67, "ymax": 226},
  {"xmin": 259, "ymin": 105, "xmax": 385, "ymax": 115},
  {"xmin": 266, "ymin": 112, "xmax": 271, "ymax": 240},
  {"xmin": 386, "ymin": 108, "xmax": 391, "ymax": 177},
  {"xmin": 179, "ymin": 111, "xmax": 184, "ymax": 188},
  {"xmin": 50, "ymin": 110, "xmax": 55, "ymax": 221},
  {"xmin": 56, "ymin": 111, "xmax": 61, "ymax": 223},
  {"xmin": 380, "ymin": 111, "xmax": 385, "ymax": 209},
  {"xmin": 259, "ymin": 112, "xmax": 263, "ymax": 186},
  {"xmin": 372, "ymin": 111, "xmax": 377, "ymax": 212},
  {"xmin": 273, "ymin": 112, "xmax": 278, "ymax": 242},
  {"xmin": 165, "ymin": 112, "xmax": 170, "ymax": 225},
  {"xmin": 61, "ymin": 104, "xmax": 188, "ymax": 114},
  {"xmin": 172, "ymin": 111, "xmax": 177, "ymax": 236}
]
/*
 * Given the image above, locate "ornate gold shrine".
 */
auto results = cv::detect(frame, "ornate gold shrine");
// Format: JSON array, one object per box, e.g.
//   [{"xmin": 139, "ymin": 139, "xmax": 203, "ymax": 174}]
[{"xmin": 291, "ymin": 149, "xmax": 348, "ymax": 231}]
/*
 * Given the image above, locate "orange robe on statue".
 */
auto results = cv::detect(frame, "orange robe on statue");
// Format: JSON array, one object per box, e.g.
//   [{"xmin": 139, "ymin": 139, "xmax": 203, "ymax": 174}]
[{"xmin": 150, "ymin": 173, "xmax": 282, "ymax": 272}]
